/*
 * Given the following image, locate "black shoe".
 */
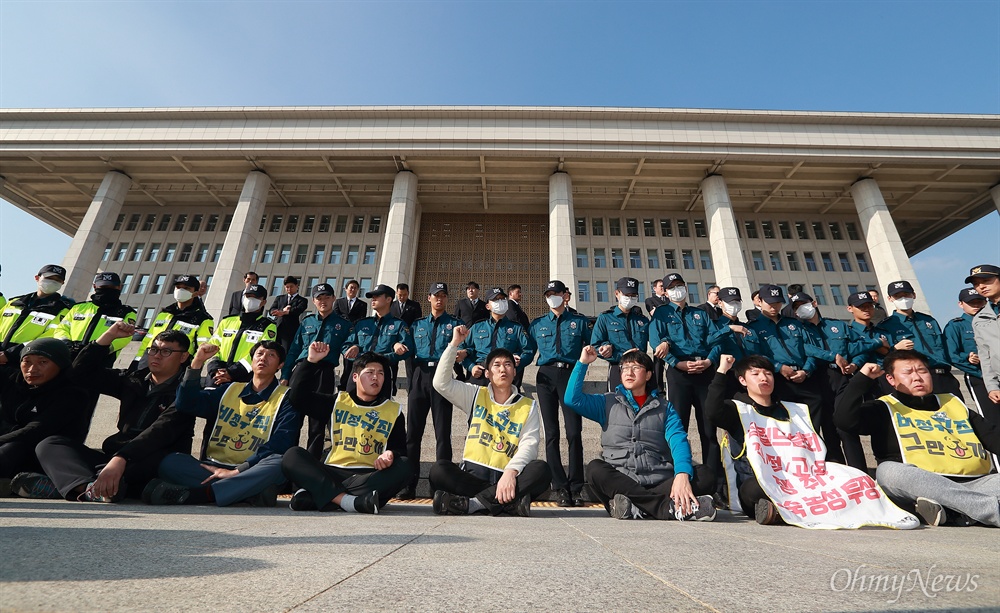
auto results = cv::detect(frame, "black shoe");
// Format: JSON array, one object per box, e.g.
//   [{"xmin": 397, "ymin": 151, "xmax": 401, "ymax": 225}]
[
  {"xmin": 396, "ymin": 486, "xmax": 416, "ymax": 500},
  {"xmin": 556, "ymin": 489, "xmax": 573, "ymax": 507},
  {"xmin": 289, "ymin": 488, "xmax": 317, "ymax": 511},
  {"xmin": 354, "ymin": 490, "xmax": 380, "ymax": 514},
  {"xmin": 573, "ymin": 492, "xmax": 586, "ymax": 507},
  {"xmin": 244, "ymin": 484, "xmax": 279, "ymax": 508},
  {"xmin": 609, "ymin": 494, "xmax": 636, "ymax": 519},
  {"xmin": 432, "ymin": 490, "xmax": 469, "ymax": 515},
  {"xmin": 754, "ymin": 498, "xmax": 780, "ymax": 525},
  {"xmin": 11, "ymin": 472, "xmax": 61, "ymax": 500},
  {"xmin": 501, "ymin": 494, "xmax": 531, "ymax": 517},
  {"xmin": 948, "ymin": 511, "xmax": 977, "ymax": 527},
  {"xmin": 142, "ymin": 479, "xmax": 190, "ymax": 506}
]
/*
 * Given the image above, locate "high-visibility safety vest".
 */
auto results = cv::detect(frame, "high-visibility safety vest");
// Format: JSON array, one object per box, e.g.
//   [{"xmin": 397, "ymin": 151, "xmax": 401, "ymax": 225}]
[
  {"xmin": 208, "ymin": 315, "xmax": 278, "ymax": 370},
  {"xmin": 324, "ymin": 392, "xmax": 400, "ymax": 468},
  {"xmin": 137, "ymin": 304, "xmax": 214, "ymax": 358},
  {"xmin": 53, "ymin": 301, "xmax": 137, "ymax": 356},
  {"xmin": 880, "ymin": 394, "xmax": 992, "ymax": 477},
  {"xmin": 0, "ymin": 292, "xmax": 72, "ymax": 350},
  {"xmin": 462, "ymin": 385, "xmax": 533, "ymax": 472},
  {"xmin": 205, "ymin": 382, "xmax": 288, "ymax": 466}
]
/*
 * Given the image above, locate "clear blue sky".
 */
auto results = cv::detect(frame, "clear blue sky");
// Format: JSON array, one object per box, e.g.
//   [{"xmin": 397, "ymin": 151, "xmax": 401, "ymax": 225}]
[{"xmin": 1, "ymin": 0, "xmax": 998, "ymax": 319}]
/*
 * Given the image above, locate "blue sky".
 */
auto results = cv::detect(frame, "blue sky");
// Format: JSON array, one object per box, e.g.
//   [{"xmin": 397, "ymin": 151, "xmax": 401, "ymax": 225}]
[{"xmin": 1, "ymin": 0, "xmax": 998, "ymax": 319}]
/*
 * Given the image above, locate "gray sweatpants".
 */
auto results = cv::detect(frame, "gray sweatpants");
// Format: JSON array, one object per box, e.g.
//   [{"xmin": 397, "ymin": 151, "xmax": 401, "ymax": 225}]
[{"xmin": 876, "ymin": 461, "xmax": 1000, "ymax": 527}]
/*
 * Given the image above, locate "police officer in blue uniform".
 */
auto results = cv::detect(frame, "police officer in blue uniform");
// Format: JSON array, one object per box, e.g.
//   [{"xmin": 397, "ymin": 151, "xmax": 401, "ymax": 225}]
[
  {"xmin": 340, "ymin": 284, "xmax": 414, "ymax": 395},
  {"xmin": 944, "ymin": 288, "xmax": 1000, "ymax": 426},
  {"xmin": 530, "ymin": 280, "xmax": 592, "ymax": 507},
  {"xmin": 460, "ymin": 287, "xmax": 534, "ymax": 388},
  {"xmin": 590, "ymin": 277, "xmax": 649, "ymax": 391}
]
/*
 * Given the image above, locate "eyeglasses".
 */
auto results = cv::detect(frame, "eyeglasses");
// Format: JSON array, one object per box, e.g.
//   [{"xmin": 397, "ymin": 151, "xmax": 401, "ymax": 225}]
[
  {"xmin": 148, "ymin": 347, "xmax": 181, "ymax": 357},
  {"xmin": 620, "ymin": 365, "xmax": 647, "ymax": 374}
]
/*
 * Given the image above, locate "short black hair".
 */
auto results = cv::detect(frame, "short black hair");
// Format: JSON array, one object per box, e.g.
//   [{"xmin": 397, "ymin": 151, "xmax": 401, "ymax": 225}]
[
  {"xmin": 283, "ymin": 276, "xmax": 299, "ymax": 286},
  {"xmin": 620, "ymin": 350, "xmax": 654, "ymax": 371},
  {"xmin": 751, "ymin": 290, "xmax": 760, "ymax": 301},
  {"xmin": 507, "ymin": 284, "xmax": 521, "ymax": 293},
  {"xmin": 353, "ymin": 351, "xmax": 390, "ymax": 376},
  {"xmin": 244, "ymin": 271, "xmax": 258, "ymax": 279},
  {"xmin": 249, "ymin": 340, "xmax": 286, "ymax": 365},
  {"xmin": 396, "ymin": 283, "xmax": 409, "ymax": 291},
  {"xmin": 787, "ymin": 283, "xmax": 804, "ymax": 294},
  {"xmin": 485, "ymin": 347, "xmax": 516, "ymax": 369},
  {"xmin": 883, "ymin": 349, "xmax": 929, "ymax": 376},
  {"xmin": 466, "ymin": 281, "xmax": 480, "ymax": 289},
  {"xmin": 345, "ymin": 279, "xmax": 360, "ymax": 289},
  {"xmin": 652, "ymin": 278, "xmax": 664, "ymax": 287},
  {"xmin": 152, "ymin": 330, "xmax": 191, "ymax": 353},
  {"xmin": 734, "ymin": 355, "xmax": 775, "ymax": 378}
]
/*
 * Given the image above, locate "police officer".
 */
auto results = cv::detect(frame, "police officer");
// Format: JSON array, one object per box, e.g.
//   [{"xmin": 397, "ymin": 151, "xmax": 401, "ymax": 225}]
[
  {"xmin": 460, "ymin": 287, "xmax": 534, "ymax": 388},
  {"xmin": 879, "ymin": 280, "xmax": 962, "ymax": 398},
  {"xmin": 966, "ymin": 264, "xmax": 1000, "ymax": 409},
  {"xmin": 205, "ymin": 284, "xmax": 277, "ymax": 384},
  {"xmin": 645, "ymin": 278, "xmax": 669, "ymax": 392},
  {"xmin": 590, "ymin": 277, "xmax": 649, "ymax": 391},
  {"xmin": 400, "ymin": 282, "xmax": 462, "ymax": 499},
  {"xmin": 944, "ymin": 288, "xmax": 1000, "ymax": 426},
  {"xmin": 340, "ymin": 284, "xmax": 414, "ymax": 395},
  {"xmin": 281, "ymin": 283, "xmax": 353, "ymax": 460},
  {"xmin": 134, "ymin": 274, "xmax": 214, "ymax": 370},
  {"xmin": 0, "ymin": 264, "xmax": 73, "ymax": 366},
  {"xmin": 529, "ymin": 280, "xmax": 592, "ymax": 507},
  {"xmin": 54, "ymin": 272, "xmax": 137, "ymax": 366}
]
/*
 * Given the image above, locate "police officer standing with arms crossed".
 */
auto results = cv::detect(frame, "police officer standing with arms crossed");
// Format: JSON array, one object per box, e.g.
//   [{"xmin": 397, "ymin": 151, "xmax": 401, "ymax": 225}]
[
  {"xmin": 460, "ymin": 287, "xmax": 534, "ymax": 389},
  {"xmin": 590, "ymin": 277, "xmax": 649, "ymax": 391}
]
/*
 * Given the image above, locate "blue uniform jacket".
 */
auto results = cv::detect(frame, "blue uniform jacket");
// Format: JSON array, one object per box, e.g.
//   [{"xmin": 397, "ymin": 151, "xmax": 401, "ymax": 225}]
[
  {"xmin": 282, "ymin": 311, "xmax": 353, "ymax": 380},
  {"xmin": 650, "ymin": 302, "xmax": 721, "ymax": 367},
  {"xmin": 745, "ymin": 316, "xmax": 817, "ymax": 374},
  {"xmin": 411, "ymin": 312, "xmax": 462, "ymax": 361},
  {"xmin": 342, "ymin": 314, "xmax": 414, "ymax": 363},
  {"xmin": 590, "ymin": 306, "xmax": 650, "ymax": 364},
  {"xmin": 529, "ymin": 310, "xmax": 592, "ymax": 365},
  {"xmin": 943, "ymin": 313, "xmax": 981, "ymax": 377},
  {"xmin": 880, "ymin": 311, "xmax": 949, "ymax": 368},
  {"xmin": 460, "ymin": 316, "xmax": 535, "ymax": 371}
]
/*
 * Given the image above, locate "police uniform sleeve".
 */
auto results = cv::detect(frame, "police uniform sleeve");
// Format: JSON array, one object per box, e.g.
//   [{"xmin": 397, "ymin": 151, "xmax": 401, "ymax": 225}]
[
  {"xmin": 590, "ymin": 314, "xmax": 610, "ymax": 352},
  {"xmin": 942, "ymin": 318, "xmax": 976, "ymax": 375},
  {"xmin": 516, "ymin": 325, "xmax": 535, "ymax": 368},
  {"xmin": 832, "ymin": 373, "xmax": 879, "ymax": 435}
]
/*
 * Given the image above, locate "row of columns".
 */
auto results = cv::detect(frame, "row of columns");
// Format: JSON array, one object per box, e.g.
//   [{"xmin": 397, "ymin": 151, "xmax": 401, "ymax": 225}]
[{"xmin": 62, "ymin": 169, "xmax": 1000, "ymax": 317}]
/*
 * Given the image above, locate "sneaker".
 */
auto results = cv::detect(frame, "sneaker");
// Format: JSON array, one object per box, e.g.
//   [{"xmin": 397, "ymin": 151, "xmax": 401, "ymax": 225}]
[
  {"xmin": 396, "ymin": 486, "xmax": 416, "ymax": 501},
  {"xmin": 432, "ymin": 490, "xmax": 469, "ymax": 515},
  {"xmin": 354, "ymin": 490, "xmax": 380, "ymax": 514},
  {"xmin": 754, "ymin": 498, "xmax": 781, "ymax": 525},
  {"xmin": 78, "ymin": 480, "xmax": 127, "ymax": 503},
  {"xmin": 669, "ymin": 495, "xmax": 717, "ymax": 521},
  {"xmin": 142, "ymin": 478, "xmax": 190, "ymax": 506},
  {"xmin": 609, "ymin": 494, "xmax": 636, "ymax": 519},
  {"xmin": 243, "ymin": 485, "xmax": 279, "ymax": 508},
  {"xmin": 289, "ymin": 488, "xmax": 317, "ymax": 511},
  {"xmin": 506, "ymin": 494, "xmax": 531, "ymax": 517},
  {"xmin": 10, "ymin": 472, "xmax": 60, "ymax": 500},
  {"xmin": 915, "ymin": 497, "xmax": 946, "ymax": 527},
  {"xmin": 556, "ymin": 489, "xmax": 574, "ymax": 508}
]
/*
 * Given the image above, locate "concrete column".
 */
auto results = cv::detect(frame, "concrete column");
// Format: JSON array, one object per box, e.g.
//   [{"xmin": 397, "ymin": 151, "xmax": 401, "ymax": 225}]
[
  {"xmin": 375, "ymin": 171, "xmax": 420, "ymax": 287},
  {"xmin": 204, "ymin": 171, "xmax": 270, "ymax": 319},
  {"xmin": 702, "ymin": 174, "xmax": 752, "ymax": 300},
  {"xmin": 549, "ymin": 172, "xmax": 578, "ymax": 306},
  {"xmin": 60, "ymin": 170, "xmax": 132, "ymax": 302},
  {"xmin": 850, "ymin": 177, "xmax": 931, "ymax": 314},
  {"xmin": 991, "ymin": 183, "xmax": 1000, "ymax": 215}
]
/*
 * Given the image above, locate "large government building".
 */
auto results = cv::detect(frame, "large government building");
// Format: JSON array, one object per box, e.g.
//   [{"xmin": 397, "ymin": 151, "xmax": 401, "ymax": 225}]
[{"xmin": 1, "ymin": 106, "xmax": 998, "ymax": 324}]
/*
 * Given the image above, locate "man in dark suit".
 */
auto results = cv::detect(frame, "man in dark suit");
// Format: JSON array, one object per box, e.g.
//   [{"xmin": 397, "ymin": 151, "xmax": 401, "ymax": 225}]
[
  {"xmin": 226, "ymin": 271, "xmax": 258, "ymax": 318},
  {"xmin": 452, "ymin": 281, "xmax": 488, "ymax": 326},
  {"xmin": 269, "ymin": 276, "xmax": 309, "ymax": 352},
  {"xmin": 504, "ymin": 284, "xmax": 531, "ymax": 329},
  {"xmin": 334, "ymin": 279, "xmax": 368, "ymax": 323},
  {"xmin": 697, "ymin": 285, "xmax": 723, "ymax": 321},
  {"xmin": 390, "ymin": 283, "xmax": 423, "ymax": 391}
]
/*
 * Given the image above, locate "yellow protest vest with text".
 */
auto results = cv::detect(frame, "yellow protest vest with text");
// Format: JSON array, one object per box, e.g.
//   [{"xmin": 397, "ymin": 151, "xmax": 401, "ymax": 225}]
[
  {"xmin": 462, "ymin": 386, "xmax": 533, "ymax": 472},
  {"xmin": 881, "ymin": 394, "xmax": 992, "ymax": 477},
  {"xmin": 325, "ymin": 392, "xmax": 400, "ymax": 468},
  {"xmin": 206, "ymin": 382, "xmax": 286, "ymax": 466}
]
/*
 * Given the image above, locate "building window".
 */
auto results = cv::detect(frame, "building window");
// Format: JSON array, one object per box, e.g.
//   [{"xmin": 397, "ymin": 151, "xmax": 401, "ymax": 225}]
[
  {"xmin": 121, "ymin": 274, "xmax": 134, "ymax": 295},
  {"xmin": 205, "ymin": 275, "xmax": 212, "ymax": 289},
  {"xmin": 849, "ymin": 284, "xmax": 860, "ymax": 295},
  {"xmin": 178, "ymin": 243, "xmax": 193, "ymax": 262},
  {"xmin": 257, "ymin": 276, "xmax": 268, "ymax": 291},
  {"xmin": 694, "ymin": 219, "xmax": 707, "ymax": 238},
  {"xmin": 130, "ymin": 243, "xmax": 144, "ymax": 262},
  {"xmin": 811, "ymin": 221, "xmax": 826, "ymax": 240},
  {"xmin": 306, "ymin": 277, "xmax": 319, "ymax": 291},
  {"xmin": 677, "ymin": 219, "xmax": 690, "ymax": 237},
  {"xmin": 663, "ymin": 249, "xmax": 676, "ymax": 269},
  {"xmin": 312, "ymin": 245, "xmax": 325, "ymax": 264},
  {"xmin": 359, "ymin": 278, "xmax": 372, "ymax": 294},
  {"xmin": 821, "ymin": 252, "xmax": 835, "ymax": 272},
  {"xmin": 593, "ymin": 249, "xmax": 607, "ymax": 268},
  {"xmin": 626, "ymin": 218, "xmax": 638, "ymax": 237},
  {"xmin": 222, "ymin": 214, "xmax": 233, "ymax": 232},
  {"xmin": 660, "ymin": 219, "xmax": 673, "ymax": 237},
  {"xmin": 368, "ymin": 216, "xmax": 381, "ymax": 233},
  {"xmin": 699, "ymin": 250, "xmax": 713, "ymax": 270},
  {"xmin": 329, "ymin": 246, "xmax": 342, "ymax": 264},
  {"xmin": 113, "ymin": 214, "xmax": 125, "ymax": 231},
  {"xmin": 804, "ymin": 251, "xmax": 817, "ymax": 272},
  {"xmin": 838, "ymin": 252, "xmax": 852, "ymax": 272},
  {"xmin": 269, "ymin": 215, "xmax": 282, "ymax": 232},
  {"xmin": 629, "ymin": 248, "xmax": 642, "ymax": 269},
  {"xmin": 164, "ymin": 243, "xmax": 176, "ymax": 262},
  {"xmin": 576, "ymin": 248, "xmax": 588, "ymax": 268},
  {"xmin": 158, "ymin": 214, "xmax": 172, "ymax": 232},
  {"xmin": 195, "ymin": 243, "xmax": 209, "ymax": 263},
  {"xmin": 151, "ymin": 275, "xmax": 166, "ymax": 294},
  {"xmin": 174, "ymin": 214, "xmax": 188, "ymax": 232},
  {"xmin": 786, "ymin": 252, "xmax": 800, "ymax": 272},
  {"xmin": 286, "ymin": 215, "xmax": 299, "ymax": 233},
  {"xmin": 352, "ymin": 216, "xmax": 365, "ymax": 233},
  {"xmin": 592, "ymin": 218, "xmax": 604, "ymax": 236},
  {"xmin": 363, "ymin": 246, "xmax": 377, "ymax": 265},
  {"xmin": 609, "ymin": 218, "xmax": 622, "ymax": 236},
  {"xmin": 302, "ymin": 215, "xmax": 315, "ymax": 233},
  {"xmin": 318, "ymin": 215, "xmax": 330, "ymax": 233},
  {"xmin": 761, "ymin": 221, "xmax": 775, "ymax": 239},
  {"xmin": 812, "ymin": 285, "xmax": 827, "ymax": 306},
  {"xmin": 102, "ymin": 242, "xmax": 112, "ymax": 261},
  {"xmin": 795, "ymin": 221, "xmax": 809, "ymax": 239},
  {"xmin": 271, "ymin": 277, "xmax": 284, "ymax": 296},
  {"xmin": 347, "ymin": 246, "xmax": 359, "ymax": 264},
  {"xmin": 743, "ymin": 221, "xmax": 758, "ymax": 239},
  {"xmin": 830, "ymin": 285, "xmax": 845, "ymax": 306},
  {"xmin": 574, "ymin": 217, "xmax": 587, "ymax": 236},
  {"xmin": 577, "ymin": 282, "xmax": 590, "ymax": 303},
  {"xmin": 325, "ymin": 277, "xmax": 337, "ymax": 290},
  {"xmin": 114, "ymin": 243, "xmax": 128, "ymax": 261},
  {"xmin": 190, "ymin": 214, "xmax": 203, "ymax": 232},
  {"xmin": 637, "ymin": 281, "xmax": 646, "ymax": 300},
  {"xmin": 335, "ymin": 215, "xmax": 347, "ymax": 233},
  {"xmin": 611, "ymin": 249, "xmax": 624, "ymax": 268},
  {"xmin": 778, "ymin": 221, "xmax": 792, "ymax": 239},
  {"xmin": 135, "ymin": 274, "xmax": 149, "ymax": 294},
  {"xmin": 682, "ymin": 249, "xmax": 695, "ymax": 269},
  {"xmin": 829, "ymin": 222, "xmax": 843, "ymax": 240},
  {"xmin": 647, "ymin": 249, "xmax": 659, "ymax": 269},
  {"xmin": 140, "ymin": 307, "xmax": 156, "ymax": 328},
  {"xmin": 643, "ymin": 218, "xmax": 655, "ymax": 237},
  {"xmin": 856, "ymin": 252, "xmax": 871, "ymax": 273},
  {"xmin": 295, "ymin": 245, "xmax": 308, "ymax": 264},
  {"xmin": 261, "ymin": 244, "xmax": 275, "ymax": 264},
  {"xmin": 769, "ymin": 251, "xmax": 783, "ymax": 271},
  {"xmin": 752, "ymin": 251, "xmax": 765, "ymax": 271},
  {"xmin": 259, "ymin": 216, "xmax": 268, "ymax": 232},
  {"xmin": 251, "ymin": 245, "xmax": 258, "ymax": 262},
  {"xmin": 595, "ymin": 281, "xmax": 609, "ymax": 303},
  {"xmin": 142, "ymin": 214, "xmax": 156, "ymax": 231},
  {"xmin": 211, "ymin": 244, "xmax": 223, "ymax": 262},
  {"xmin": 278, "ymin": 244, "xmax": 291, "ymax": 264},
  {"xmin": 846, "ymin": 222, "xmax": 860, "ymax": 241},
  {"xmin": 206, "ymin": 214, "xmax": 219, "ymax": 232}
]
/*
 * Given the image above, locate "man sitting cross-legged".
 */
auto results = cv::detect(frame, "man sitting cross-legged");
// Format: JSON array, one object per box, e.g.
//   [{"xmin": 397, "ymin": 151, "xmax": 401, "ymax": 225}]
[
  {"xmin": 429, "ymin": 325, "xmax": 550, "ymax": 516},
  {"xmin": 281, "ymin": 345, "xmax": 411, "ymax": 514},
  {"xmin": 564, "ymin": 345, "xmax": 716, "ymax": 521},
  {"xmin": 143, "ymin": 340, "xmax": 301, "ymax": 507}
]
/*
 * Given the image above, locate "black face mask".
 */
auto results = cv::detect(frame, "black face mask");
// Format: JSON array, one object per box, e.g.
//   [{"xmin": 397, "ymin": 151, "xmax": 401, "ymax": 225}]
[{"xmin": 91, "ymin": 287, "xmax": 121, "ymax": 305}]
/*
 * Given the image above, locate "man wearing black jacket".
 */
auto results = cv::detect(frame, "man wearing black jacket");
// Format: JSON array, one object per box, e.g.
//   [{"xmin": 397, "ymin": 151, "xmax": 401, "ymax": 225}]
[
  {"xmin": 504, "ymin": 284, "xmax": 531, "ymax": 330},
  {"xmin": 334, "ymin": 280, "xmax": 368, "ymax": 323},
  {"xmin": 30, "ymin": 323, "xmax": 194, "ymax": 502},
  {"xmin": 453, "ymin": 281, "xmax": 489, "ymax": 326},
  {"xmin": 390, "ymin": 283, "xmax": 422, "ymax": 391},
  {"xmin": 227, "ymin": 272, "xmax": 258, "ymax": 318},
  {"xmin": 269, "ymin": 276, "xmax": 309, "ymax": 352}
]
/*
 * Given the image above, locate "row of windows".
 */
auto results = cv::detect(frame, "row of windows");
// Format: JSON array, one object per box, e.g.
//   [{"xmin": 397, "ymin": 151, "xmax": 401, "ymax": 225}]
[
  {"xmin": 103, "ymin": 241, "xmax": 380, "ymax": 267},
  {"xmin": 747, "ymin": 250, "xmax": 870, "ymax": 273},
  {"xmin": 112, "ymin": 212, "xmax": 385, "ymax": 236},
  {"xmin": 113, "ymin": 213, "xmax": 235, "ymax": 234},
  {"xmin": 572, "ymin": 216, "xmax": 862, "ymax": 242},
  {"xmin": 575, "ymin": 247, "xmax": 713, "ymax": 270},
  {"xmin": 257, "ymin": 214, "xmax": 381, "ymax": 234},
  {"xmin": 250, "ymin": 244, "xmax": 378, "ymax": 266},
  {"xmin": 573, "ymin": 280, "xmax": 874, "ymax": 308}
]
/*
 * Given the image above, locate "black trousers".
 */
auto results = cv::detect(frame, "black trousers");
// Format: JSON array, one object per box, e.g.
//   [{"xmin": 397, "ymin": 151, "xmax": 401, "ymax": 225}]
[
  {"xmin": 429, "ymin": 459, "xmax": 551, "ymax": 513},
  {"xmin": 280, "ymin": 446, "xmax": 412, "ymax": 510},
  {"xmin": 34, "ymin": 435, "xmax": 162, "ymax": 499},
  {"xmin": 665, "ymin": 368, "xmax": 720, "ymax": 479},
  {"xmin": 586, "ymin": 459, "xmax": 715, "ymax": 520},
  {"xmin": 0, "ymin": 441, "xmax": 43, "ymax": 478},
  {"xmin": 299, "ymin": 361, "xmax": 339, "ymax": 460},
  {"xmin": 653, "ymin": 357, "xmax": 666, "ymax": 394},
  {"xmin": 966, "ymin": 373, "xmax": 1000, "ymax": 429},
  {"xmin": 737, "ymin": 475, "xmax": 784, "ymax": 523},
  {"xmin": 535, "ymin": 364, "xmax": 583, "ymax": 494},
  {"xmin": 812, "ymin": 365, "xmax": 848, "ymax": 465},
  {"xmin": 405, "ymin": 364, "xmax": 454, "ymax": 487},
  {"xmin": 827, "ymin": 370, "xmax": 868, "ymax": 471}
]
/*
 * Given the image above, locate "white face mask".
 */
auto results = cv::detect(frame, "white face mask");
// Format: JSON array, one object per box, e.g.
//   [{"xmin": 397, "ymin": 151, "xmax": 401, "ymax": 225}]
[
  {"xmin": 795, "ymin": 303, "xmax": 817, "ymax": 320},
  {"xmin": 546, "ymin": 295, "xmax": 564, "ymax": 309},
  {"xmin": 666, "ymin": 286, "xmax": 688, "ymax": 303},
  {"xmin": 173, "ymin": 288, "xmax": 193, "ymax": 303},
  {"xmin": 490, "ymin": 299, "xmax": 509, "ymax": 315},
  {"xmin": 892, "ymin": 297, "xmax": 915, "ymax": 311},
  {"xmin": 722, "ymin": 301, "xmax": 742, "ymax": 317},
  {"xmin": 242, "ymin": 297, "xmax": 263, "ymax": 312},
  {"xmin": 618, "ymin": 295, "xmax": 637, "ymax": 311},
  {"xmin": 37, "ymin": 279, "xmax": 62, "ymax": 295}
]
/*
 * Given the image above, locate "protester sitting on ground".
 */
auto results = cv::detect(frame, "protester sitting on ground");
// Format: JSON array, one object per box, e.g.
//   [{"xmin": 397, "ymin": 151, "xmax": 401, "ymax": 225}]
[
  {"xmin": 281, "ymin": 346, "xmax": 410, "ymax": 514},
  {"xmin": 142, "ymin": 340, "xmax": 300, "ymax": 507},
  {"xmin": 707, "ymin": 354, "xmax": 917, "ymax": 529},
  {"xmin": 835, "ymin": 349, "xmax": 1000, "ymax": 527},
  {"xmin": 563, "ymin": 345, "xmax": 716, "ymax": 521},
  {"xmin": 428, "ymin": 325, "xmax": 550, "ymax": 516}
]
